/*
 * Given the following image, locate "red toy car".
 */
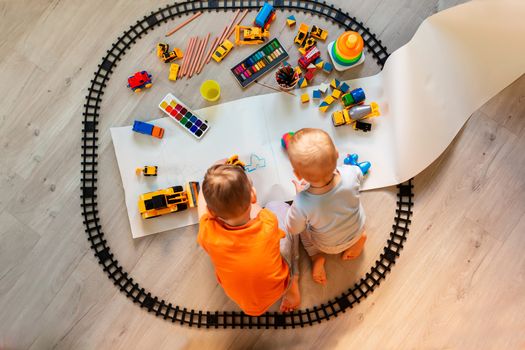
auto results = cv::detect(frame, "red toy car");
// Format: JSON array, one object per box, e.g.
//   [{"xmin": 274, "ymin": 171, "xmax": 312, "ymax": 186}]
[
  {"xmin": 298, "ymin": 46, "xmax": 321, "ymax": 69},
  {"xmin": 127, "ymin": 71, "xmax": 152, "ymax": 93}
]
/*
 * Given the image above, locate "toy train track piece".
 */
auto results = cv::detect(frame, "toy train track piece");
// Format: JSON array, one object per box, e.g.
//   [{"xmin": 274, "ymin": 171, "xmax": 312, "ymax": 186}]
[{"xmin": 159, "ymin": 93, "xmax": 210, "ymax": 139}]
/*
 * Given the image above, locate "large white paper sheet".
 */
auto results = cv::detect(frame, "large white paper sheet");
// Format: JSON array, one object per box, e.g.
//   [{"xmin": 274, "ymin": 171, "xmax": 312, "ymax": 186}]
[{"xmin": 111, "ymin": 0, "xmax": 525, "ymax": 238}]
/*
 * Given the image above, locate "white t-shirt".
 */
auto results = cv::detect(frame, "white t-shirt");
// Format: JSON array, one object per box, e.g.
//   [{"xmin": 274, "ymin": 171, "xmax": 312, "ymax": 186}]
[{"xmin": 285, "ymin": 165, "xmax": 366, "ymax": 252}]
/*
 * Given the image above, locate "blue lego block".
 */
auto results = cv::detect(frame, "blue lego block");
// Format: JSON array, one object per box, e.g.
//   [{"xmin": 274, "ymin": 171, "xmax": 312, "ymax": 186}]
[
  {"xmin": 132, "ymin": 120, "xmax": 154, "ymax": 136},
  {"xmin": 340, "ymin": 82, "xmax": 350, "ymax": 93},
  {"xmin": 323, "ymin": 62, "xmax": 334, "ymax": 73},
  {"xmin": 312, "ymin": 89, "xmax": 322, "ymax": 99}
]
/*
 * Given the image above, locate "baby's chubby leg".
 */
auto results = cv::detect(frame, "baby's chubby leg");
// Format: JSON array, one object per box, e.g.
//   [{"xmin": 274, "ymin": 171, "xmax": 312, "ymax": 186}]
[
  {"xmin": 265, "ymin": 201, "xmax": 302, "ymax": 312},
  {"xmin": 300, "ymin": 231, "xmax": 327, "ymax": 285},
  {"xmin": 342, "ymin": 231, "xmax": 367, "ymax": 260},
  {"xmin": 311, "ymin": 254, "xmax": 327, "ymax": 285}
]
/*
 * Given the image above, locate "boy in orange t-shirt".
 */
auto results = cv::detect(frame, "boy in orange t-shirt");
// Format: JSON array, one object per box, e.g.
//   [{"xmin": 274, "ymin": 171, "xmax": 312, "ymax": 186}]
[{"xmin": 197, "ymin": 162, "xmax": 300, "ymax": 316}]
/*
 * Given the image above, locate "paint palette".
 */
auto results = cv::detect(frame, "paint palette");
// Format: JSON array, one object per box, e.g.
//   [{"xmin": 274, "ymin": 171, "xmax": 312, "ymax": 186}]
[
  {"xmin": 159, "ymin": 93, "xmax": 209, "ymax": 139},
  {"xmin": 231, "ymin": 38, "xmax": 289, "ymax": 88}
]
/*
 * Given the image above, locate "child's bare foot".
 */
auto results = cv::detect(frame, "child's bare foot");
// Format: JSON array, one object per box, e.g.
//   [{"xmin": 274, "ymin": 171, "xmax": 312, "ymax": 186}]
[
  {"xmin": 311, "ymin": 255, "xmax": 327, "ymax": 285},
  {"xmin": 280, "ymin": 276, "xmax": 301, "ymax": 312},
  {"xmin": 342, "ymin": 233, "xmax": 367, "ymax": 260}
]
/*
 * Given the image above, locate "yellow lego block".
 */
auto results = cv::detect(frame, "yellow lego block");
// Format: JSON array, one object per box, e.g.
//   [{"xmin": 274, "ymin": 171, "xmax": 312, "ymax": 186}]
[
  {"xmin": 319, "ymin": 104, "xmax": 330, "ymax": 113},
  {"xmin": 324, "ymin": 95, "xmax": 335, "ymax": 105},
  {"xmin": 330, "ymin": 79, "xmax": 341, "ymax": 89},
  {"xmin": 300, "ymin": 93, "xmax": 310, "ymax": 103},
  {"xmin": 331, "ymin": 89, "xmax": 342, "ymax": 99}
]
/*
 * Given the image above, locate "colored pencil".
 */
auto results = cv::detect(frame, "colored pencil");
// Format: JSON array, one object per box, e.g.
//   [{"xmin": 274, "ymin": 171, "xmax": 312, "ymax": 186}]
[
  {"xmin": 207, "ymin": 27, "xmax": 227, "ymax": 64},
  {"xmin": 180, "ymin": 37, "xmax": 194, "ymax": 77},
  {"xmin": 227, "ymin": 9, "xmax": 249, "ymax": 39},
  {"xmin": 192, "ymin": 33, "xmax": 210, "ymax": 77},
  {"xmin": 165, "ymin": 12, "xmax": 202, "ymax": 37},
  {"xmin": 185, "ymin": 37, "xmax": 199, "ymax": 78},
  {"xmin": 255, "ymin": 80, "xmax": 296, "ymax": 96},
  {"xmin": 181, "ymin": 37, "xmax": 196, "ymax": 77},
  {"xmin": 197, "ymin": 36, "xmax": 218, "ymax": 74},
  {"xmin": 221, "ymin": 9, "xmax": 240, "ymax": 44},
  {"xmin": 188, "ymin": 37, "xmax": 205, "ymax": 78}
]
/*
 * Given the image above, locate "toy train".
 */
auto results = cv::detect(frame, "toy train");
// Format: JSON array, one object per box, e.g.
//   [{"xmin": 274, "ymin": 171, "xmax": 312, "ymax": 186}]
[
  {"xmin": 138, "ymin": 182, "xmax": 199, "ymax": 219},
  {"xmin": 254, "ymin": 2, "xmax": 276, "ymax": 30}
]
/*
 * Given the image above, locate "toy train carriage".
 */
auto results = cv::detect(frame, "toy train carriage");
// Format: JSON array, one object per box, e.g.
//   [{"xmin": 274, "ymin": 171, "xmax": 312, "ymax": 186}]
[
  {"xmin": 138, "ymin": 182, "xmax": 199, "ymax": 219},
  {"xmin": 254, "ymin": 2, "xmax": 276, "ymax": 30},
  {"xmin": 127, "ymin": 71, "xmax": 152, "ymax": 93},
  {"xmin": 298, "ymin": 46, "xmax": 321, "ymax": 69}
]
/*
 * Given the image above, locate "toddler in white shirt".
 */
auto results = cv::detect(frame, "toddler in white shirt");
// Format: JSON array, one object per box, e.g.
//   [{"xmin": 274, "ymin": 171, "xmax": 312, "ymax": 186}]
[{"xmin": 285, "ymin": 128, "xmax": 368, "ymax": 285}]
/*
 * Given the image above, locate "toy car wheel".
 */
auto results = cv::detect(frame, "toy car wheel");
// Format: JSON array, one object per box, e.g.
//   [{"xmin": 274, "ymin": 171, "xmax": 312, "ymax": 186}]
[
  {"xmin": 134, "ymin": 88, "xmax": 142, "ymax": 93},
  {"xmin": 145, "ymin": 83, "xmax": 152, "ymax": 89}
]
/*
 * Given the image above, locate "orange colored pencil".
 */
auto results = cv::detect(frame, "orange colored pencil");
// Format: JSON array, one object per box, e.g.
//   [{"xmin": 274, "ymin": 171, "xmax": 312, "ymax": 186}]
[
  {"xmin": 207, "ymin": 27, "xmax": 227, "ymax": 64},
  {"xmin": 192, "ymin": 33, "xmax": 210, "ymax": 77},
  {"xmin": 165, "ymin": 12, "xmax": 202, "ymax": 37},
  {"xmin": 227, "ymin": 9, "xmax": 249, "ymax": 39},
  {"xmin": 184, "ymin": 37, "xmax": 198, "ymax": 78},
  {"xmin": 221, "ymin": 9, "xmax": 240, "ymax": 43},
  {"xmin": 197, "ymin": 36, "xmax": 217, "ymax": 74},
  {"xmin": 181, "ymin": 37, "xmax": 196, "ymax": 77},
  {"xmin": 180, "ymin": 37, "xmax": 194, "ymax": 77},
  {"xmin": 188, "ymin": 38, "xmax": 204, "ymax": 78}
]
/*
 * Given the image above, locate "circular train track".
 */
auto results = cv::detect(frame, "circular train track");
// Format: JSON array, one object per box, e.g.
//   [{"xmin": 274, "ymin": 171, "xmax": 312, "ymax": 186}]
[{"xmin": 81, "ymin": 0, "xmax": 414, "ymax": 328}]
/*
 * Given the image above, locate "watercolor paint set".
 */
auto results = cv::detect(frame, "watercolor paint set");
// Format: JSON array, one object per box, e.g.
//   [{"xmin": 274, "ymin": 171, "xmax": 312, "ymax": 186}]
[
  {"xmin": 231, "ymin": 38, "xmax": 288, "ymax": 88},
  {"xmin": 158, "ymin": 93, "xmax": 209, "ymax": 139}
]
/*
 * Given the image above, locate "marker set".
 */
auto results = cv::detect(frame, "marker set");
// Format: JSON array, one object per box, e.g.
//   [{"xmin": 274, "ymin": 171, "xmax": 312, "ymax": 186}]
[
  {"xmin": 231, "ymin": 38, "xmax": 289, "ymax": 88},
  {"xmin": 159, "ymin": 93, "xmax": 209, "ymax": 139}
]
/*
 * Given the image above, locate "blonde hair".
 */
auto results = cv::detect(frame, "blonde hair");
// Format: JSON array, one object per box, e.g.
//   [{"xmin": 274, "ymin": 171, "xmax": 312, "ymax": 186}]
[
  {"xmin": 202, "ymin": 164, "xmax": 252, "ymax": 219},
  {"xmin": 287, "ymin": 128, "xmax": 338, "ymax": 183}
]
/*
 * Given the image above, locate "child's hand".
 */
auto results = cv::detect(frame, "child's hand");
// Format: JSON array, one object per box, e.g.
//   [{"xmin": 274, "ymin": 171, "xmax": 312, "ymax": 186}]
[{"xmin": 292, "ymin": 179, "xmax": 308, "ymax": 193}]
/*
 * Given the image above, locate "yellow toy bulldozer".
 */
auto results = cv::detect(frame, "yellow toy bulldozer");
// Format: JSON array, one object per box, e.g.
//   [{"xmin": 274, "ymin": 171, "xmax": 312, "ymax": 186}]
[{"xmin": 138, "ymin": 182, "xmax": 199, "ymax": 219}]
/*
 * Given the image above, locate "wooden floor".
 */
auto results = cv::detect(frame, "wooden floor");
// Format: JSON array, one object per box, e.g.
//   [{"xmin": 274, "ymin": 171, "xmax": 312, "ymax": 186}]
[{"xmin": 1, "ymin": 0, "xmax": 524, "ymax": 349}]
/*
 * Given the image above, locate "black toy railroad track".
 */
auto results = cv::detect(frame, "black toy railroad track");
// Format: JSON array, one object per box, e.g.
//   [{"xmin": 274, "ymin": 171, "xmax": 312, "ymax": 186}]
[{"xmin": 81, "ymin": 0, "xmax": 413, "ymax": 328}]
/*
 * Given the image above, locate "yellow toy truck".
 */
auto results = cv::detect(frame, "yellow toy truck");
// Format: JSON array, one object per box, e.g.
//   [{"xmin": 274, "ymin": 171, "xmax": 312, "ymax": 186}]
[
  {"xmin": 235, "ymin": 25, "xmax": 270, "ymax": 45},
  {"xmin": 294, "ymin": 23, "xmax": 309, "ymax": 46},
  {"xmin": 331, "ymin": 102, "xmax": 381, "ymax": 132},
  {"xmin": 136, "ymin": 165, "xmax": 158, "ymax": 176},
  {"xmin": 138, "ymin": 182, "xmax": 199, "ymax": 219},
  {"xmin": 212, "ymin": 39, "xmax": 234, "ymax": 62},
  {"xmin": 226, "ymin": 154, "xmax": 246, "ymax": 169}
]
